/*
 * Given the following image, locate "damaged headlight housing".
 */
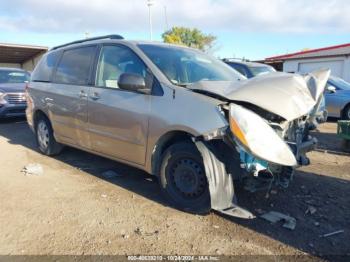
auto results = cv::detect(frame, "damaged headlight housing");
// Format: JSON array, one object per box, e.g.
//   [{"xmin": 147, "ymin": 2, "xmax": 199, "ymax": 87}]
[{"xmin": 229, "ymin": 104, "xmax": 297, "ymax": 166}]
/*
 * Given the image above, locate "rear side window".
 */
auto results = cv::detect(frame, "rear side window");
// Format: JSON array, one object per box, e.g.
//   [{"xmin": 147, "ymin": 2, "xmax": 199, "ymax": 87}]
[
  {"xmin": 31, "ymin": 51, "xmax": 61, "ymax": 82},
  {"xmin": 53, "ymin": 46, "xmax": 96, "ymax": 85}
]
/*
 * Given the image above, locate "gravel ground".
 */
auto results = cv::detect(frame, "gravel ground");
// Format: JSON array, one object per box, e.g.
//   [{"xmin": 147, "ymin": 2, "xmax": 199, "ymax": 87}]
[{"xmin": 0, "ymin": 118, "xmax": 349, "ymax": 261}]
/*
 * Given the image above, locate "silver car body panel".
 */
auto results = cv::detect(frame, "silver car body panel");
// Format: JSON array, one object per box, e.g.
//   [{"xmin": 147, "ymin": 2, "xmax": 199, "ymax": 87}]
[
  {"xmin": 325, "ymin": 89, "xmax": 350, "ymax": 118},
  {"xmin": 87, "ymin": 86, "xmax": 151, "ymax": 165},
  {"xmin": 144, "ymin": 83, "xmax": 228, "ymax": 172}
]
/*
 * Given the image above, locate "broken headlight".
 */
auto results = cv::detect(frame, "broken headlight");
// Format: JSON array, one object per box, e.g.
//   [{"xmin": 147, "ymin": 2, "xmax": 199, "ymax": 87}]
[{"xmin": 229, "ymin": 103, "xmax": 297, "ymax": 166}]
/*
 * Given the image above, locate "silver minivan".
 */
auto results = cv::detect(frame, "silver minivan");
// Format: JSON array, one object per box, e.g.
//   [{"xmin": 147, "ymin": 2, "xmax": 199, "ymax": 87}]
[{"xmin": 26, "ymin": 35, "xmax": 329, "ymax": 218}]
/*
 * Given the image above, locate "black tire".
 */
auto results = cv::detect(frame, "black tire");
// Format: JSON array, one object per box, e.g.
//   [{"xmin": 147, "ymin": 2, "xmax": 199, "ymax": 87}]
[
  {"xmin": 159, "ymin": 142, "xmax": 210, "ymax": 214},
  {"xmin": 341, "ymin": 139, "xmax": 350, "ymax": 153},
  {"xmin": 35, "ymin": 116, "xmax": 63, "ymax": 156},
  {"xmin": 342, "ymin": 104, "xmax": 350, "ymax": 120}
]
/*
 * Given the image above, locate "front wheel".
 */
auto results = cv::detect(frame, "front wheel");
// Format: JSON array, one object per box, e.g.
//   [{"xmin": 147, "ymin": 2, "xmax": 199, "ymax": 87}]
[
  {"xmin": 35, "ymin": 117, "xmax": 63, "ymax": 156},
  {"xmin": 159, "ymin": 142, "xmax": 210, "ymax": 214},
  {"xmin": 342, "ymin": 104, "xmax": 350, "ymax": 120}
]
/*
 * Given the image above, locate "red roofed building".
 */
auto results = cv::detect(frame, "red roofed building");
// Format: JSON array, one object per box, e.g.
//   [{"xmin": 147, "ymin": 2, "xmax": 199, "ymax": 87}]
[{"xmin": 265, "ymin": 43, "xmax": 350, "ymax": 81}]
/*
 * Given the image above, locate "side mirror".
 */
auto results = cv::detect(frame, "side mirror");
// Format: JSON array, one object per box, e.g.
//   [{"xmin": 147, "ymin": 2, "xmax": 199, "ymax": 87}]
[
  {"xmin": 326, "ymin": 85, "xmax": 336, "ymax": 93},
  {"xmin": 118, "ymin": 73, "xmax": 150, "ymax": 94}
]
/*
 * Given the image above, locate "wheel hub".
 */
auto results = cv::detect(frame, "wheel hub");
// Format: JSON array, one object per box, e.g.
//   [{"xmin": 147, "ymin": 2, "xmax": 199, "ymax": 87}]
[
  {"xmin": 37, "ymin": 121, "xmax": 49, "ymax": 149},
  {"xmin": 171, "ymin": 158, "xmax": 206, "ymax": 198}
]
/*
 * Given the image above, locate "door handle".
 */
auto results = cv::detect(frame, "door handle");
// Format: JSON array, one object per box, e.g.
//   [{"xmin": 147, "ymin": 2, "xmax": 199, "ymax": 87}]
[
  {"xmin": 79, "ymin": 90, "xmax": 88, "ymax": 98},
  {"xmin": 44, "ymin": 97, "xmax": 53, "ymax": 102},
  {"xmin": 90, "ymin": 92, "xmax": 100, "ymax": 100}
]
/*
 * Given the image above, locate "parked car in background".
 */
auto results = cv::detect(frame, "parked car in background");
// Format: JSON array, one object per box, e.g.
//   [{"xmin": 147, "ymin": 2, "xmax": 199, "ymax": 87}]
[
  {"xmin": 223, "ymin": 59, "xmax": 276, "ymax": 78},
  {"xmin": 0, "ymin": 68, "xmax": 30, "ymax": 118},
  {"xmin": 26, "ymin": 35, "xmax": 329, "ymax": 218},
  {"xmin": 325, "ymin": 76, "xmax": 350, "ymax": 120}
]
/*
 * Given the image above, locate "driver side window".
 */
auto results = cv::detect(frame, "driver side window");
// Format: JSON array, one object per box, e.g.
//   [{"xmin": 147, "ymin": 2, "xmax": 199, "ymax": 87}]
[{"xmin": 96, "ymin": 45, "xmax": 148, "ymax": 89}]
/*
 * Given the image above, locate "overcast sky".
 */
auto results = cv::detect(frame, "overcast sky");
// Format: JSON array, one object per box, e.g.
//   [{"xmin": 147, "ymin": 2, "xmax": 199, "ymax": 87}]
[{"xmin": 1, "ymin": 0, "xmax": 349, "ymax": 59}]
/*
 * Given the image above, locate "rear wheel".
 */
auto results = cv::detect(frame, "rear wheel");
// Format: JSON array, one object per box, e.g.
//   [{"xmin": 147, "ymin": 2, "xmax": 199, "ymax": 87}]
[
  {"xmin": 35, "ymin": 116, "xmax": 63, "ymax": 155},
  {"xmin": 159, "ymin": 142, "xmax": 210, "ymax": 214}
]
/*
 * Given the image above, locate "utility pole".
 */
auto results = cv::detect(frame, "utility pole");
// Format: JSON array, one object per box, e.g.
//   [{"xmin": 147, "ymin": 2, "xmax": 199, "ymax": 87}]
[
  {"xmin": 147, "ymin": 0, "xmax": 155, "ymax": 40},
  {"xmin": 164, "ymin": 5, "xmax": 169, "ymax": 31}
]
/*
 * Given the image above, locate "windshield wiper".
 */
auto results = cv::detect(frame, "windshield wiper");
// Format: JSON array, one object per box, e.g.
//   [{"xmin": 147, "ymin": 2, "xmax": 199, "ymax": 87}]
[
  {"xmin": 170, "ymin": 80, "xmax": 189, "ymax": 88},
  {"xmin": 174, "ymin": 83, "xmax": 188, "ymax": 87}
]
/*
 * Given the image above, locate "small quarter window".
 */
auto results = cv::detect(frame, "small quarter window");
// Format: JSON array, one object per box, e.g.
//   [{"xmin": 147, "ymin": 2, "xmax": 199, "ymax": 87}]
[{"xmin": 31, "ymin": 51, "xmax": 61, "ymax": 82}]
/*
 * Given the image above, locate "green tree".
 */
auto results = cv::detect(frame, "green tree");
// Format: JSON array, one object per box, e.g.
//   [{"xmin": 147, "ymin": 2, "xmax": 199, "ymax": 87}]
[{"xmin": 162, "ymin": 27, "xmax": 216, "ymax": 51}]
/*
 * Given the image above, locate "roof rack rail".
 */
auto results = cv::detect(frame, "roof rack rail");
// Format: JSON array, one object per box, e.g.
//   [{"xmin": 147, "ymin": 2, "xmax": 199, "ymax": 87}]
[
  {"xmin": 51, "ymin": 34, "xmax": 124, "ymax": 50},
  {"xmin": 222, "ymin": 57, "xmax": 250, "ymax": 62}
]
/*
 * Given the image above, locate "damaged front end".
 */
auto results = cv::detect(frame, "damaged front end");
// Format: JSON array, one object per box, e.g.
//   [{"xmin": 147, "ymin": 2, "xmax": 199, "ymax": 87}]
[
  {"xmin": 194, "ymin": 69, "xmax": 330, "ymax": 218},
  {"xmin": 224, "ymin": 103, "xmax": 308, "ymax": 194}
]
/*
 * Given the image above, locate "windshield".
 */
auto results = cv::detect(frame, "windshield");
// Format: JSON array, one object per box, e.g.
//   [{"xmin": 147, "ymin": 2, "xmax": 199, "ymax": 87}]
[
  {"xmin": 249, "ymin": 66, "xmax": 275, "ymax": 77},
  {"xmin": 0, "ymin": 70, "xmax": 30, "ymax": 84},
  {"xmin": 138, "ymin": 44, "xmax": 244, "ymax": 86},
  {"xmin": 329, "ymin": 76, "xmax": 350, "ymax": 91}
]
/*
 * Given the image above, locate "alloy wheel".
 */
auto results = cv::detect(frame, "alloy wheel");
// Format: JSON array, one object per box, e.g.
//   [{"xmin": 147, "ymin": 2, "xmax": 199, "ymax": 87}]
[{"xmin": 37, "ymin": 120, "xmax": 50, "ymax": 150}]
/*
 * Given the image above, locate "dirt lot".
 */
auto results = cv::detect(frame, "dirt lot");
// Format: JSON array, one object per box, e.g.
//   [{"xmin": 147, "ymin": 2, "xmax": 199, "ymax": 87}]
[{"xmin": 0, "ymin": 118, "xmax": 349, "ymax": 260}]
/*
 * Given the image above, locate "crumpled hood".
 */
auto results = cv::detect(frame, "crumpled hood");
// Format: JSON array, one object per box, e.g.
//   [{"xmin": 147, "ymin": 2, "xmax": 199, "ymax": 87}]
[
  {"xmin": 0, "ymin": 83, "xmax": 26, "ymax": 93},
  {"xmin": 188, "ymin": 69, "xmax": 330, "ymax": 121}
]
